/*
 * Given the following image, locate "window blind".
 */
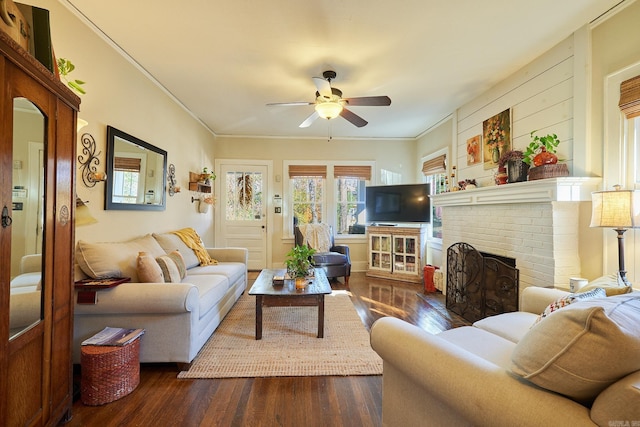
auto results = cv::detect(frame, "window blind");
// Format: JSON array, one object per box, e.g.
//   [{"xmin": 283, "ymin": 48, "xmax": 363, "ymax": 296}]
[
  {"xmin": 619, "ymin": 75, "xmax": 640, "ymax": 119},
  {"xmin": 114, "ymin": 157, "xmax": 141, "ymax": 172},
  {"xmin": 288, "ymin": 165, "xmax": 327, "ymax": 178},
  {"xmin": 333, "ymin": 165, "xmax": 372, "ymax": 180},
  {"xmin": 422, "ymin": 154, "xmax": 447, "ymax": 175}
]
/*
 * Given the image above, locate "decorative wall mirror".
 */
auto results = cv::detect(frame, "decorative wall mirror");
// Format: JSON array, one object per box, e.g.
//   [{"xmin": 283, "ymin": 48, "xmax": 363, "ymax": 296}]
[{"xmin": 105, "ymin": 126, "xmax": 167, "ymax": 211}]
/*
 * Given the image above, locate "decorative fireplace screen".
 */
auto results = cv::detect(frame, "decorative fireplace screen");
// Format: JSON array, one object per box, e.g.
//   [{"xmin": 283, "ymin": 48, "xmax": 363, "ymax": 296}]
[{"xmin": 446, "ymin": 242, "xmax": 519, "ymax": 323}]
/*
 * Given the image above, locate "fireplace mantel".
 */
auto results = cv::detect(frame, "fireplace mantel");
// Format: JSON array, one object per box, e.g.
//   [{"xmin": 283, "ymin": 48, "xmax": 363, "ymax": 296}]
[{"xmin": 430, "ymin": 177, "xmax": 602, "ymax": 207}]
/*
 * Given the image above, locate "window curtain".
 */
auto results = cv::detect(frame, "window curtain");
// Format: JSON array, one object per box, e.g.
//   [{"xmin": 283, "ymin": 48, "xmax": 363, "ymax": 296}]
[
  {"xmin": 288, "ymin": 165, "xmax": 327, "ymax": 178},
  {"xmin": 334, "ymin": 165, "xmax": 372, "ymax": 180},
  {"xmin": 422, "ymin": 154, "xmax": 447, "ymax": 176},
  {"xmin": 619, "ymin": 75, "xmax": 640, "ymax": 119},
  {"xmin": 114, "ymin": 157, "xmax": 141, "ymax": 172}
]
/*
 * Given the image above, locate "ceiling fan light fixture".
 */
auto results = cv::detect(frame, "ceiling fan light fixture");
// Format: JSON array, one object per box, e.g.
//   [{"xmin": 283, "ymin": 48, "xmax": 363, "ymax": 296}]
[{"xmin": 315, "ymin": 101, "xmax": 343, "ymax": 120}]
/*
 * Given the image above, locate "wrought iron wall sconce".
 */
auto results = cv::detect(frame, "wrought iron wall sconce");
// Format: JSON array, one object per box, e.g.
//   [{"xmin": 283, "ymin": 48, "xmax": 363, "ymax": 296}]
[
  {"xmin": 167, "ymin": 163, "xmax": 180, "ymax": 196},
  {"xmin": 78, "ymin": 133, "xmax": 107, "ymax": 187}
]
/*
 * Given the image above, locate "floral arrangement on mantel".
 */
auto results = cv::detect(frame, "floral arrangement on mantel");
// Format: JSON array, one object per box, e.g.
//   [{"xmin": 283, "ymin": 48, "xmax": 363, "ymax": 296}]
[{"xmin": 498, "ymin": 150, "xmax": 524, "ymax": 168}]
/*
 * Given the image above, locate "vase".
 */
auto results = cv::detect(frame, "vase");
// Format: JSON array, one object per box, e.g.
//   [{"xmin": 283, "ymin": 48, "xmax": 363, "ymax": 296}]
[
  {"xmin": 533, "ymin": 147, "xmax": 557, "ymax": 167},
  {"xmin": 506, "ymin": 159, "xmax": 529, "ymax": 183},
  {"xmin": 295, "ymin": 277, "xmax": 307, "ymax": 289},
  {"xmin": 491, "ymin": 146, "xmax": 500, "ymax": 163}
]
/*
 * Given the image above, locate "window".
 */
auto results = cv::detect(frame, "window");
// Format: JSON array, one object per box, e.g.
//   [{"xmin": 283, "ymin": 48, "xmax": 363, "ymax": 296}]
[
  {"xmin": 620, "ymin": 74, "xmax": 640, "ymax": 188},
  {"xmin": 225, "ymin": 171, "xmax": 263, "ymax": 220},
  {"xmin": 421, "ymin": 152, "xmax": 447, "ymax": 240},
  {"xmin": 334, "ymin": 165, "xmax": 371, "ymax": 234},
  {"xmin": 289, "ymin": 165, "xmax": 326, "ymax": 226},
  {"xmin": 286, "ymin": 162, "xmax": 373, "ymax": 237},
  {"xmin": 112, "ymin": 156, "xmax": 143, "ymax": 204}
]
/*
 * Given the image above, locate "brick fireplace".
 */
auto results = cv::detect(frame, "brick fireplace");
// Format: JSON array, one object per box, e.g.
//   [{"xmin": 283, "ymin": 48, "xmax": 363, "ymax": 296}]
[{"xmin": 430, "ymin": 177, "xmax": 601, "ymax": 292}]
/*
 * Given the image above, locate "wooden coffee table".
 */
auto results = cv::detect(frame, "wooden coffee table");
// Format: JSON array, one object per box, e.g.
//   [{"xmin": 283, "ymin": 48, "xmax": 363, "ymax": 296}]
[{"xmin": 248, "ymin": 268, "xmax": 332, "ymax": 340}]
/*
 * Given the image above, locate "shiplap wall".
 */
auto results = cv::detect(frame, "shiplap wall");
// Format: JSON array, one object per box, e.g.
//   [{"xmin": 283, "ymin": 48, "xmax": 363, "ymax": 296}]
[
  {"xmin": 438, "ymin": 34, "xmax": 588, "ymax": 291},
  {"xmin": 456, "ymin": 36, "xmax": 576, "ymax": 185}
]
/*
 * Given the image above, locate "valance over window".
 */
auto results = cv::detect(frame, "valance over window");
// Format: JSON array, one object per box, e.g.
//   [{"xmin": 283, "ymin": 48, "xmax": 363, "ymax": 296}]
[
  {"xmin": 619, "ymin": 75, "xmax": 640, "ymax": 119},
  {"xmin": 422, "ymin": 154, "xmax": 447, "ymax": 176},
  {"xmin": 288, "ymin": 165, "xmax": 327, "ymax": 178},
  {"xmin": 333, "ymin": 165, "xmax": 371, "ymax": 180},
  {"xmin": 114, "ymin": 157, "xmax": 141, "ymax": 172}
]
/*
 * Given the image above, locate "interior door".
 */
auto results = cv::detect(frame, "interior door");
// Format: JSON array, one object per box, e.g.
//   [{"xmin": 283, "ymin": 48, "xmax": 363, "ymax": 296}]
[{"xmin": 216, "ymin": 162, "xmax": 269, "ymax": 270}]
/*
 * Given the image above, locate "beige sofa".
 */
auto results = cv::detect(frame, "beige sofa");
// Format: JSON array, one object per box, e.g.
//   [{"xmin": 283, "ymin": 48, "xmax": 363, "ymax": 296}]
[
  {"xmin": 9, "ymin": 254, "xmax": 42, "ymax": 336},
  {"xmin": 73, "ymin": 231, "xmax": 248, "ymax": 366},
  {"xmin": 371, "ymin": 286, "xmax": 640, "ymax": 427}
]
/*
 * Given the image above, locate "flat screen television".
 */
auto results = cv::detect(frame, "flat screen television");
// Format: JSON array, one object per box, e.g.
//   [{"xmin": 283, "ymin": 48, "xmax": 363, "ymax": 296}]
[{"xmin": 365, "ymin": 184, "xmax": 430, "ymax": 223}]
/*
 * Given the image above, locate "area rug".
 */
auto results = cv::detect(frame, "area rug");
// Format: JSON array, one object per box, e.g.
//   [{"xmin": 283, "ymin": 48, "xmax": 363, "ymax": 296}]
[{"xmin": 177, "ymin": 291, "xmax": 382, "ymax": 378}]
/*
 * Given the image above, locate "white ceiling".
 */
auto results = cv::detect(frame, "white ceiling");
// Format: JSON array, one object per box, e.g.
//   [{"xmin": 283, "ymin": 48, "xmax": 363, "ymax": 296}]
[{"xmin": 64, "ymin": 0, "xmax": 623, "ymax": 139}]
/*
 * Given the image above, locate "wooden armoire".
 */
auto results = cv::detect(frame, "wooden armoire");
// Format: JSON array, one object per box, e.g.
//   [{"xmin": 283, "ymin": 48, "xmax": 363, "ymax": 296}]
[{"xmin": 0, "ymin": 30, "xmax": 80, "ymax": 426}]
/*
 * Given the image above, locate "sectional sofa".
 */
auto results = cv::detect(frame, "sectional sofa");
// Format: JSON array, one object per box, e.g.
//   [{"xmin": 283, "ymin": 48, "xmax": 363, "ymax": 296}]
[
  {"xmin": 371, "ymin": 285, "xmax": 640, "ymax": 426},
  {"xmin": 73, "ymin": 230, "xmax": 248, "ymax": 366}
]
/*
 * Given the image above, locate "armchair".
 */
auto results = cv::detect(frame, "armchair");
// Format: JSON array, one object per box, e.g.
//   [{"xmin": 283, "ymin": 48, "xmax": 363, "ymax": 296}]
[{"xmin": 294, "ymin": 224, "xmax": 351, "ymax": 284}]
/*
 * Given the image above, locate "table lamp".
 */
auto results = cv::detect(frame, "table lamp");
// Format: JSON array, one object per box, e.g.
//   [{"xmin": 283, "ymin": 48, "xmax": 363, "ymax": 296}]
[{"xmin": 590, "ymin": 185, "xmax": 640, "ymax": 286}]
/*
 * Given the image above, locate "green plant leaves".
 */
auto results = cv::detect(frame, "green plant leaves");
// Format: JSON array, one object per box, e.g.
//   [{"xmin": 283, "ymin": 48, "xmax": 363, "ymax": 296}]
[
  {"xmin": 523, "ymin": 131, "xmax": 561, "ymax": 165},
  {"xmin": 57, "ymin": 58, "xmax": 86, "ymax": 95}
]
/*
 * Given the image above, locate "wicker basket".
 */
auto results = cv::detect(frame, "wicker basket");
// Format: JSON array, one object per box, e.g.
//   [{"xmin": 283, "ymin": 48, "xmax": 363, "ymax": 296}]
[
  {"xmin": 527, "ymin": 163, "xmax": 569, "ymax": 181},
  {"xmin": 81, "ymin": 338, "xmax": 141, "ymax": 406}
]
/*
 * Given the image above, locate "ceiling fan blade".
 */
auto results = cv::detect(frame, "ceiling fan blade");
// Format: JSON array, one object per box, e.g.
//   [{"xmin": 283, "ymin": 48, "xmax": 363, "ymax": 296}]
[
  {"xmin": 312, "ymin": 77, "xmax": 332, "ymax": 99},
  {"xmin": 266, "ymin": 102, "xmax": 314, "ymax": 107},
  {"xmin": 340, "ymin": 108, "xmax": 368, "ymax": 128},
  {"xmin": 344, "ymin": 96, "xmax": 391, "ymax": 106},
  {"xmin": 299, "ymin": 111, "xmax": 319, "ymax": 128}
]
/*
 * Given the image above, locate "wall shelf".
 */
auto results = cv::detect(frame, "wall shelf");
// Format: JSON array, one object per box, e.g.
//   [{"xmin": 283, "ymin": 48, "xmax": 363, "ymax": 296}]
[{"xmin": 189, "ymin": 171, "xmax": 212, "ymax": 193}]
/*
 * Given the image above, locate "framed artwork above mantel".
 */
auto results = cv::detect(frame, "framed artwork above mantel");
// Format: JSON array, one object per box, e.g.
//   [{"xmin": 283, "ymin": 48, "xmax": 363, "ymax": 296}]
[{"xmin": 482, "ymin": 108, "xmax": 512, "ymax": 170}]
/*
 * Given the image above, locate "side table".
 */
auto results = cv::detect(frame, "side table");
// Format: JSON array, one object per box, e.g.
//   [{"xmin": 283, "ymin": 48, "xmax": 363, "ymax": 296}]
[
  {"xmin": 81, "ymin": 337, "xmax": 141, "ymax": 406},
  {"xmin": 74, "ymin": 277, "xmax": 130, "ymax": 304}
]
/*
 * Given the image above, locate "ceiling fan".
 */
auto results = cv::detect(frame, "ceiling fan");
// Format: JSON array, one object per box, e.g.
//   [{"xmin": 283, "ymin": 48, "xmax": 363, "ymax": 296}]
[{"xmin": 267, "ymin": 70, "xmax": 391, "ymax": 128}]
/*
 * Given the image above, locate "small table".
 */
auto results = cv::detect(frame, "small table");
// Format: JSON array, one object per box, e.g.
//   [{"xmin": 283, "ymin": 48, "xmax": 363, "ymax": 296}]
[
  {"xmin": 74, "ymin": 277, "xmax": 130, "ymax": 304},
  {"xmin": 248, "ymin": 268, "xmax": 332, "ymax": 340}
]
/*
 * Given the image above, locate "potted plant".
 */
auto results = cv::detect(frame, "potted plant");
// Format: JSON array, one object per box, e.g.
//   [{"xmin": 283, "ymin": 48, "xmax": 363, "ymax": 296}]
[
  {"xmin": 523, "ymin": 131, "xmax": 569, "ymax": 180},
  {"xmin": 522, "ymin": 131, "xmax": 561, "ymax": 166},
  {"xmin": 200, "ymin": 167, "xmax": 216, "ymax": 184},
  {"xmin": 285, "ymin": 245, "xmax": 316, "ymax": 288},
  {"xmin": 499, "ymin": 149, "xmax": 528, "ymax": 183}
]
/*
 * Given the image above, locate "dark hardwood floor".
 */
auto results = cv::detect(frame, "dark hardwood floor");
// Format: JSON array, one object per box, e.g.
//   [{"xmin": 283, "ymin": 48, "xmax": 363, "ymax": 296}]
[{"xmin": 64, "ymin": 272, "xmax": 468, "ymax": 427}]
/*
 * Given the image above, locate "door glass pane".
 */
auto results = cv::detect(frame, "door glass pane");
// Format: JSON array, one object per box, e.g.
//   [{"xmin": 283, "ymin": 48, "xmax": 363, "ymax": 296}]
[
  {"xmin": 225, "ymin": 171, "xmax": 263, "ymax": 220},
  {"xmin": 10, "ymin": 97, "xmax": 45, "ymax": 340}
]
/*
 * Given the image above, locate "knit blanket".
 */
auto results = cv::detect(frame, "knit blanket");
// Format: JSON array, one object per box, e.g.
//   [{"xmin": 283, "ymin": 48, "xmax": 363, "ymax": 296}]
[
  {"xmin": 171, "ymin": 227, "xmax": 217, "ymax": 266},
  {"xmin": 299, "ymin": 223, "xmax": 332, "ymax": 253}
]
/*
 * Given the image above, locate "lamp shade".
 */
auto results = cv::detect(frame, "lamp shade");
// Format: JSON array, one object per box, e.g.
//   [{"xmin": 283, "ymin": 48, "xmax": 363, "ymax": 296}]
[
  {"xmin": 75, "ymin": 197, "xmax": 97, "ymax": 226},
  {"xmin": 590, "ymin": 186, "xmax": 640, "ymax": 228},
  {"xmin": 315, "ymin": 102, "xmax": 343, "ymax": 120}
]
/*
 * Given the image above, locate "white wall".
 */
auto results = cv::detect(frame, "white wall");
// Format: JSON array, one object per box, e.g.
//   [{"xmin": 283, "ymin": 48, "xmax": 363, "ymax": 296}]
[
  {"xmin": 23, "ymin": 0, "xmax": 218, "ymax": 245},
  {"xmin": 214, "ymin": 136, "xmax": 416, "ymax": 269}
]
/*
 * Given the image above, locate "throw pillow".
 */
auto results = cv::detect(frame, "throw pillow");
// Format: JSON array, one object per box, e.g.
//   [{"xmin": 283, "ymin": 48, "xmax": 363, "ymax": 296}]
[
  {"xmin": 167, "ymin": 250, "xmax": 187, "ymax": 279},
  {"xmin": 535, "ymin": 287, "xmax": 606, "ymax": 323},
  {"xmin": 511, "ymin": 293, "xmax": 640, "ymax": 402},
  {"xmin": 152, "ymin": 232, "xmax": 200, "ymax": 269},
  {"xmin": 577, "ymin": 274, "xmax": 633, "ymax": 296},
  {"xmin": 156, "ymin": 255, "xmax": 181, "ymax": 283},
  {"xmin": 137, "ymin": 252, "xmax": 164, "ymax": 283},
  {"xmin": 76, "ymin": 234, "xmax": 166, "ymax": 281}
]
